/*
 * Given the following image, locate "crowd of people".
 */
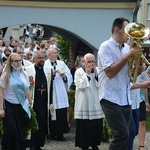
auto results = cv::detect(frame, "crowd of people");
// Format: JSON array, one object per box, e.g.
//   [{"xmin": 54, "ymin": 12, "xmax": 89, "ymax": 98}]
[
  {"xmin": 0, "ymin": 35, "xmax": 73, "ymax": 150},
  {"xmin": 0, "ymin": 17, "xmax": 150, "ymax": 150}
]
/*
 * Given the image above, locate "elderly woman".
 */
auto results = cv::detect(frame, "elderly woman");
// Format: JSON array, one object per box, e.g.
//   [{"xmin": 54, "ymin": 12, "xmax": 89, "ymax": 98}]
[{"xmin": 0, "ymin": 53, "xmax": 32, "ymax": 150}]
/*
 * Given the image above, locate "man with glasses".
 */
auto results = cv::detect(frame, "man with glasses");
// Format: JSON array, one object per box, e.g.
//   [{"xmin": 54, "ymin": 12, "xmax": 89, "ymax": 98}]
[
  {"xmin": 25, "ymin": 51, "xmax": 53, "ymax": 150},
  {"xmin": 16, "ymin": 46, "xmax": 32, "ymax": 70}
]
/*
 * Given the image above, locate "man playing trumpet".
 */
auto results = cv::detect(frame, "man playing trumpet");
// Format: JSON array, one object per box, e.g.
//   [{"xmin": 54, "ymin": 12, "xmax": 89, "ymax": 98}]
[{"xmin": 98, "ymin": 17, "xmax": 150, "ymax": 150}]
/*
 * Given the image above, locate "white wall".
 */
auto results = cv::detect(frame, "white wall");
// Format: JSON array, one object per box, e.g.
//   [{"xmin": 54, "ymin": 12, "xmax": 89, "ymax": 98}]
[
  {"xmin": 0, "ymin": 6, "xmax": 134, "ymax": 50},
  {"xmin": 137, "ymin": 0, "xmax": 150, "ymax": 28}
]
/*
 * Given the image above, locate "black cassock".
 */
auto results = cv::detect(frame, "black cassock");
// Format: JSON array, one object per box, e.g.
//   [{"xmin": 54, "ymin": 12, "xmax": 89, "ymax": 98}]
[{"xmin": 31, "ymin": 66, "xmax": 48, "ymax": 147}]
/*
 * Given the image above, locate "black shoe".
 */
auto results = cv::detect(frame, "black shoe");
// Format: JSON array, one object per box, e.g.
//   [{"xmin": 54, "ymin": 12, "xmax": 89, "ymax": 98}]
[
  {"xmin": 35, "ymin": 147, "xmax": 42, "ymax": 150},
  {"xmin": 30, "ymin": 147, "xmax": 42, "ymax": 150},
  {"xmin": 56, "ymin": 136, "xmax": 66, "ymax": 141},
  {"xmin": 64, "ymin": 126, "xmax": 71, "ymax": 133},
  {"xmin": 92, "ymin": 146, "xmax": 99, "ymax": 150},
  {"xmin": 50, "ymin": 136, "xmax": 57, "ymax": 140},
  {"xmin": 82, "ymin": 148, "xmax": 88, "ymax": 150}
]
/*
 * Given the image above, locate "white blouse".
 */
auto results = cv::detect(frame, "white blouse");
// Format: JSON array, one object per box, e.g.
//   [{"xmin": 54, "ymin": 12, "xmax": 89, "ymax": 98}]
[{"xmin": 0, "ymin": 71, "xmax": 29, "ymax": 104}]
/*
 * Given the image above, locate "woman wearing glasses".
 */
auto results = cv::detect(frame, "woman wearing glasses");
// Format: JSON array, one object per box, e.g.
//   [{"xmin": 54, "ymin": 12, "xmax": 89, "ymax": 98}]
[{"xmin": 0, "ymin": 53, "xmax": 32, "ymax": 150}]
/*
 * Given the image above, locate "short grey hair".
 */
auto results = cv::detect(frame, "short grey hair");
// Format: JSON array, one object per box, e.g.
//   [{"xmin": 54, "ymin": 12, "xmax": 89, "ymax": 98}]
[{"xmin": 84, "ymin": 53, "xmax": 95, "ymax": 61}]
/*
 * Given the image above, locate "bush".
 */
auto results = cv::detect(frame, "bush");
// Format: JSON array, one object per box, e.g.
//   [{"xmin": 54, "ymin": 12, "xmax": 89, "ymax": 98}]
[
  {"xmin": 56, "ymin": 35, "xmax": 70, "ymax": 64},
  {"xmin": 68, "ymin": 90, "xmax": 75, "ymax": 117},
  {"xmin": 68, "ymin": 90, "xmax": 75, "ymax": 109},
  {"xmin": 102, "ymin": 119, "xmax": 112, "ymax": 142},
  {"xmin": 0, "ymin": 107, "xmax": 39, "ymax": 138},
  {"xmin": 146, "ymin": 112, "xmax": 150, "ymax": 130},
  {"xmin": 24, "ymin": 107, "xmax": 39, "ymax": 138}
]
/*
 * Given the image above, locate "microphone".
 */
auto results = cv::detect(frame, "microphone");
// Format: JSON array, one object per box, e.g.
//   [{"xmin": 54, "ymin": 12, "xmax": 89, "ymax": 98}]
[{"xmin": 53, "ymin": 62, "xmax": 56, "ymax": 70}]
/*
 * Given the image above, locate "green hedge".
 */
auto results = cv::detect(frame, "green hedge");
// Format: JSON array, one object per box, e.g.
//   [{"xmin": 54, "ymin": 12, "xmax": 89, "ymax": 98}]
[
  {"xmin": 146, "ymin": 112, "xmax": 150, "ymax": 130},
  {"xmin": 0, "ymin": 107, "xmax": 38, "ymax": 138},
  {"xmin": 102, "ymin": 119, "xmax": 112, "ymax": 142}
]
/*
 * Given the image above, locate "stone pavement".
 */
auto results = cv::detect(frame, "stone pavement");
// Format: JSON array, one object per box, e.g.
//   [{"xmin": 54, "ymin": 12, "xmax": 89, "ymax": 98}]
[
  {"xmin": 42, "ymin": 119, "xmax": 150, "ymax": 150},
  {"xmin": 1, "ymin": 119, "xmax": 150, "ymax": 150}
]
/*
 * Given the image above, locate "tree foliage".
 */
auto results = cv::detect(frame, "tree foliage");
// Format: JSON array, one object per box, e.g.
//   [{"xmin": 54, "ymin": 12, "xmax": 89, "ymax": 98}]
[{"xmin": 56, "ymin": 35, "xmax": 70, "ymax": 64}]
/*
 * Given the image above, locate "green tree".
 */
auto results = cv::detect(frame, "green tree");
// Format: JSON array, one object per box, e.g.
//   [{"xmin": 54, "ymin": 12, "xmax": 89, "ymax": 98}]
[{"xmin": 56, "ymin": 36, "xmax": 70, "ymax": 64}]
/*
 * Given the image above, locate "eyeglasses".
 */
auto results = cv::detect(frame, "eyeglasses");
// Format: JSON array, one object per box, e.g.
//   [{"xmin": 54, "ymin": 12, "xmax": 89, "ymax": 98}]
[
  {"xmin": 35, "ymin": 57, "xmax": 45, "ymax": 59},
  {"xmin": 11, "ymin": 59, "xmax": 22, "ymax": 63},
  {"xmin": 17, "ymin": 52, "xmax": 24, "ymax": 54},
  {"xmin": 87, "ymin": 60, "xmax": 95, "ymax": 63}
]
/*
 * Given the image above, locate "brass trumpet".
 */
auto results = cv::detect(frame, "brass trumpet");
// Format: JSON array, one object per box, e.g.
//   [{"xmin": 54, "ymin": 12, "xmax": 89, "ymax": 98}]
[{"xmin": 124, "ymin": 22, "xmax": 150, "ymax": 83}]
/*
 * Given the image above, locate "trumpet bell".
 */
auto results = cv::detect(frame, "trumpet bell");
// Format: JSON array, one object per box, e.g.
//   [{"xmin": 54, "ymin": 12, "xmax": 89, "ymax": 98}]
[{"xmin": 125, "ymin": 22, "xmax": 150, "ymax": 40}]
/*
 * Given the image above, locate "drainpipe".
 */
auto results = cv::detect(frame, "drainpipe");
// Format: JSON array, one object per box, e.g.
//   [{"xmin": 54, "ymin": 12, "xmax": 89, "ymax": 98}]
[
  {"xmin": 141, "ymin": 0, "xmax": 147, "ymax": 24},
  {"xmin": 133, "ymin": 0, "xmax": 142, "ymax": 22}
]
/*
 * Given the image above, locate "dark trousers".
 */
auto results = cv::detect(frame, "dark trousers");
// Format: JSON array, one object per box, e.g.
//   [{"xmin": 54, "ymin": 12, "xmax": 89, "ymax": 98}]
[
  {"xmin": 2, "ymin": 101, "xmax": 26, "ymax": 150},
  {"xmin": 100, "ymin": 99, "xmax": 131, "ymax": 150},
  {"xmin": 127, "ymin": 108, "xmax": 140, "ymax": 150}
]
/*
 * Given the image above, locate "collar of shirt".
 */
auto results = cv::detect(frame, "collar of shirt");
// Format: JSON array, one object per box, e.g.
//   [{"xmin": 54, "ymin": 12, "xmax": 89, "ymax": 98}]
[
  {"xmin": 51, "ymin": 61, "xmax": 57, "ymax": 66},
  {"xmin": 110, "ymin": 37, "xmax": 125, "ymax": 50}
]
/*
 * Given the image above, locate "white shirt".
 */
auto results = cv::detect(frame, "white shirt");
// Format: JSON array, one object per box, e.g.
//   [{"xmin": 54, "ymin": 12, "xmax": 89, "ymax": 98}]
[
  {"xmin": 0, "ymin": 71, "xmax": 29, "ymax": 104},
  {"xmin": 130, "ymin": 79, "xmax": 140, "ymax": 110},
  {"xmin": 139, "ymin": 71, "xmax": 150, "ymax": 103},
  {"xmin": 98, "ymin": 37, "xmax": 131, "ymax": 106}
]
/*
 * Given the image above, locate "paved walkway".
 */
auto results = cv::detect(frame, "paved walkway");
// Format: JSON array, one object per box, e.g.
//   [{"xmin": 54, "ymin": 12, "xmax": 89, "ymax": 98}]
[
  {"xmin": 42, "ymin": 119, "xmax": 150, "ymax": 150},
  {"xmin": 1, "ymin": 119, "xmax": 150, "ymax": 150}
]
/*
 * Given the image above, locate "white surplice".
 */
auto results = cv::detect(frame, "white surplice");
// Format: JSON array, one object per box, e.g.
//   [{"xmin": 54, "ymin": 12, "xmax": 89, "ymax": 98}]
[
  {"xmin": 45, "ymin": 59, "xmax": 73, "ymax": 109},
  {"xmin": 74, "ymin": 67, "xmax": 104, "ymax": 120}
]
